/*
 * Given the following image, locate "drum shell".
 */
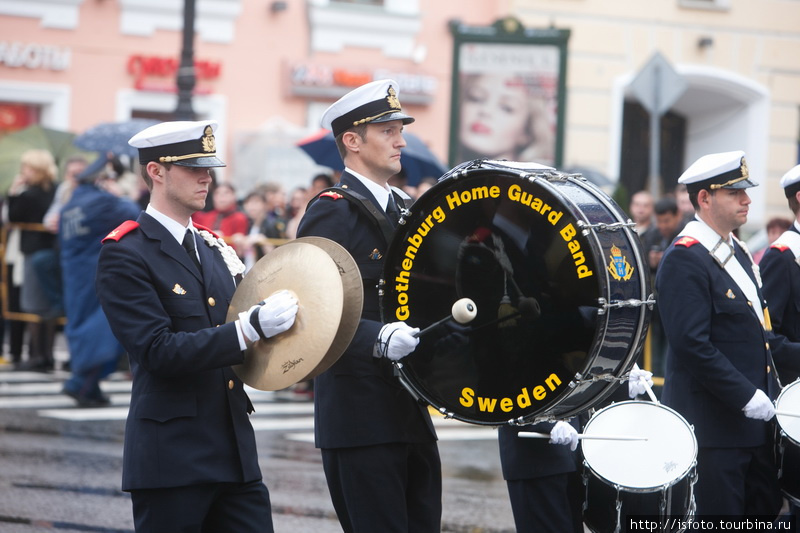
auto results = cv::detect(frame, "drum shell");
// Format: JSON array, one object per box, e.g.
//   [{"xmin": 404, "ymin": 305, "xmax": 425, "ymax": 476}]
[
  {"xmin": 775, "ymin": 379, "xmax": 800, "ymax": 505},
  {"xmin": 380, "ymin": 161, "xmax": 651, "ymax": 425},
  {"xmin": 583, "ymin": 470, "xmax": 695, "ymax": 533}
]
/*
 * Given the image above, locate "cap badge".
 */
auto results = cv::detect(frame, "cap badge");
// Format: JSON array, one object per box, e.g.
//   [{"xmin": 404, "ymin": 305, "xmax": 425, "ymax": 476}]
[
  {"xmin": 607, "ymin": 244, "xmax": 634, "ymax": 281},
  {"xmin": 201, "ymin": 125, "xmax": 216, "ymax": 153},
  {"xmin": 387, "ymin": 86, "xmax": 401, "ymax": 110},
  {"xmin": 710, "ymin": 156, "xmax": 750, "ymax": 189}
]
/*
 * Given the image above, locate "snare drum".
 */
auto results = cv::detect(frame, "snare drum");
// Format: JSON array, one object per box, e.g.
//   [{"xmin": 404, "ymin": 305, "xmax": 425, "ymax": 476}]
[
  {"xmin": 581, "ymin": 401, "xmax": 698, "ymax": 533},
  {"xmin": 379, "ymin": 160, "xmax": 652, "ymax": 425},
  {"xmin": 775, "ymin": 379, "xmax": 800, "ymax": 505}
]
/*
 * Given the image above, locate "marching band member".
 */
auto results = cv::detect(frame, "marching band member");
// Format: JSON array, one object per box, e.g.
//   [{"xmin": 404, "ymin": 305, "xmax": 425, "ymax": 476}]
[
  {"xmin": 656, "ymin": 151, "xmax": 796, "ymax": 518},
  {"xmin": 96, "ymin": 120, "xmax": 297, "ymax": 532},
  {"xmin": 297, "ymin": 79, "xmax": 441, "ymax": 533}
]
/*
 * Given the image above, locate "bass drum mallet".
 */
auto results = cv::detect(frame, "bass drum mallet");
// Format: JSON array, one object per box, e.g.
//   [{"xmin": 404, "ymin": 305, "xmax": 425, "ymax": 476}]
[{"xmin": 413, "ymin": 298, "xmax": 477, "ymax": 338}]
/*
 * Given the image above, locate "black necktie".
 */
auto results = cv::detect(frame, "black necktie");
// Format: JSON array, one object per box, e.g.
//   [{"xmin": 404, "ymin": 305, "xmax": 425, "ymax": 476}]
[
  {"xmin": 386, "ymin": 194, "xmax": 400, "ymax": 226},
  {"xmin": 182, "ymin": 229, "xmax": 201, "ymax": 271}
]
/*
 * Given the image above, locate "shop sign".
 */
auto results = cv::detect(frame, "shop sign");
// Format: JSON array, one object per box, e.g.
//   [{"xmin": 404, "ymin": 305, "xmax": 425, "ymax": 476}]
[
  {"xmin": 127, "ymin": 55, "xmax": 221, "ymax": 93},
  {"xmin": 288, "ymin": 63, "xmax": 436, "ymax": 104},
  {"xmin": 0, "ymin": 41, "xmax": 70, "ymax": 71}
]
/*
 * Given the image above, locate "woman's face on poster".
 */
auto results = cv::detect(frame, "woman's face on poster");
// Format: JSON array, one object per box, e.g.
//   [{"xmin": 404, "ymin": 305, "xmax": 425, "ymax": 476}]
[{"xmin": 459, "ymin": 74, "xmax": 533, "ymax": 159}]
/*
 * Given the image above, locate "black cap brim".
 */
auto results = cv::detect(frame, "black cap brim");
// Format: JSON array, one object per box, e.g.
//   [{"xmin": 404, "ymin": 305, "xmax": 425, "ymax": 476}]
[
  {"xmin": 173, "ymin": 156, "xmax": 226, "ymax": 168},
  {"xmin": 722, "ymin": 177, "xmax": 758, "ymax": 189},
  {"xmin": 370, "ymin": 112, "xmax": 415, "ymax": 126}
]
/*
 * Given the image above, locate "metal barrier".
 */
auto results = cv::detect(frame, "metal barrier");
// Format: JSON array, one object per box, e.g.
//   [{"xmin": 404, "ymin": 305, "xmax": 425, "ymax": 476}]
[{"xmin": 0, "ymin": 223, "xmax": 67, "ymax": 325}]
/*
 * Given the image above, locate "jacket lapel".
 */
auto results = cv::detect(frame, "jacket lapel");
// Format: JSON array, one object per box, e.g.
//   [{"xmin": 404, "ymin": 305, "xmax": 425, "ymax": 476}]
[{"xmin": 138, "ymin": 213, "xmax": 203, "ymax": 281}]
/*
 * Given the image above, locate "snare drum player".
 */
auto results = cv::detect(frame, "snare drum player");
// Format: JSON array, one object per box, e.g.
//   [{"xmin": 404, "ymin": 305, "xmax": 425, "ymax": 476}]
[
  {"xmin": 297, "ymin": 80, "xmax": 441, "ymax": 533},
  {"xmin": 759, "ymin": 164, "xmax": 800, "ymax": 385},
  {"xmin": 96, "ymin": 120, "xmax": 298, "ymax": 532},
  {"xmin": 656, "ymin": 151, "xmax": 799, "ymax": 518}
]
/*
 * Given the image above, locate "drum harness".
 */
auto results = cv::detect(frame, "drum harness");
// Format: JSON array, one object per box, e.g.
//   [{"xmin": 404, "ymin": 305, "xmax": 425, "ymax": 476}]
[{"xmin": 311, "ymin": 185, "xmax": 413, "ymax": 246}]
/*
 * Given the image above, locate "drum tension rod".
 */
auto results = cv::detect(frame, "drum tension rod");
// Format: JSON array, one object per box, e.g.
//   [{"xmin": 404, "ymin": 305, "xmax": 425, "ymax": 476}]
[
  {"xmin": 577, "ymin": 220, "xmax": 635, "ymax": 234},
  {"xmin": 596, "ymin": 296, "xmax": 656, "ymax": 315}
]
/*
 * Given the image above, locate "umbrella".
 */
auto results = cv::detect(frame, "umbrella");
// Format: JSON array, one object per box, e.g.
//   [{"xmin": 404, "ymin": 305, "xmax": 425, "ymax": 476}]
[
  {"xmin": 0, "ymin": 124, "xmax": 89, "ymax": 194},
  {"xmin": 73, "ymin": 118, "xmax": 159, "ymax": 159},
  {"xmin": 297, "ymin": 129, "xmax": 448, "ymax": 186}
]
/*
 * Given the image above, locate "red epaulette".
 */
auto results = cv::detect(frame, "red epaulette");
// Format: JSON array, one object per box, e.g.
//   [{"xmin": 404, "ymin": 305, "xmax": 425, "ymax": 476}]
[
  {"xmin": 675, "ymin": 236, "xmax": 700, "ymax": 248},
  {"xmin": 771, "ymin": 243, "xmax": 790, "ymax": 252},
  {"xmin": 192, "ymin": 223, "xmax": 220, "ymax": 239},
  {"xmin": 319, "ymin": 191, "xmax": 344, "ymax": 200},
  {"xmin": 102, "ymin": 220, "xmax": 139, "ymax": 243}
]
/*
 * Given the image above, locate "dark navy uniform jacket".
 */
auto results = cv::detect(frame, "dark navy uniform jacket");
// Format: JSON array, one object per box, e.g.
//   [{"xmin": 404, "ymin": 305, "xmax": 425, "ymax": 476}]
[
  {"xmin": 656, "ymin": 235, "xmax": 790, "ymax": 448},
  {"xmin": 759, "ymin": 224, "xmax": 800, "ymax": 384},
  {"xmin": 297, "ymin": 172, "xmax": 436, "ymax": 449},
  {"xmin": 96, "ymin": 212, "xmax": 260, "ymax": 491}
]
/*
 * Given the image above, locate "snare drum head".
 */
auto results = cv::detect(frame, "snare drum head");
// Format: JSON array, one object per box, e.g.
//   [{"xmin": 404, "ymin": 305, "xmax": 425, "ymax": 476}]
[
  {"xmin": 582, "ymin": 401, "xmax": 697, "ymax": 490},
  {"xmin": 777, "ymin": 379, "xmax": 800, "ymax": 444},
  {"xmin": 381, "ymin": 162, "xmax": 648, "ymax": 424}
]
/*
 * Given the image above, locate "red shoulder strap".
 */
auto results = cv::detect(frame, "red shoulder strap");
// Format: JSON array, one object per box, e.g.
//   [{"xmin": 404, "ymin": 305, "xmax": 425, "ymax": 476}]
[
  {"xmin": 192, "ymin": 223, "xmax": 220, "ymax": 239},
  {"xmin": 319, "ymin": 191, "xmax": 344, "ymax": 200},
  {"xmin": 102, "ymin": 220, "xmax": 139, "ymax": 243},
  {"xmin": 770, "ymin": 243, "xmax": 790, "ymax": 251},
  {"xmin": 675, "ymin": 236, "xmax": 700, "ymax": 248}
]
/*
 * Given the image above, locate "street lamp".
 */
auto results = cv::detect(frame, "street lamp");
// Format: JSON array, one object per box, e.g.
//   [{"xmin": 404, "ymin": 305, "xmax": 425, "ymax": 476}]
[{"xmin": 174, "ymin": 0, "xmax": 196, "ymax": 120}]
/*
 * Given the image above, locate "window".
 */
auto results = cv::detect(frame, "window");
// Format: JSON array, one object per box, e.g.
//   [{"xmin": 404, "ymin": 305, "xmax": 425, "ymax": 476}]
[
  {"xmin": 308, "ymin": 0, "xmax": 421, "ymax": 58},
  {"xmin": 678, "ymin": 0, "xmax": 731, "ymax": 11}
]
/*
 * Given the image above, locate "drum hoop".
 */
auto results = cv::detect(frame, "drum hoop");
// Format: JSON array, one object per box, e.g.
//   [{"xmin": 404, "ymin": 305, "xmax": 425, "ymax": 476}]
[
  {"xmin": 582, "ymin": 400, "xmax": 699, "ymax": 492},
  {"xmin": 521, "ymin": 175, "xmax": 652, "ymax": 419},
  {"xmin": 776, "ymin": 379, "xmax": 800, "ymax": 444}
]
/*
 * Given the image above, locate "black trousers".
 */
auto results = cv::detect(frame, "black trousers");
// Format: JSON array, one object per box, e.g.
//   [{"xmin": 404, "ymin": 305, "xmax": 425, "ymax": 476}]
[
  {"xmin": 130, "ymin": 480, "xmax": 272, "ymax": 533},
  {"xmin": 321, "ymin": 441, "xmax": 442, "ymax": 533},
  {"xmin": 695, "ymin": 444, "xmax": 782, "ymax": 517}
]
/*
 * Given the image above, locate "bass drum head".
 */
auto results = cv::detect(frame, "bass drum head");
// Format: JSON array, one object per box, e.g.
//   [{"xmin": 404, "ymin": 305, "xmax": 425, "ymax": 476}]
[{"xmin": 381, "ymin": 161, "xmax": 648, "ymax": 425}]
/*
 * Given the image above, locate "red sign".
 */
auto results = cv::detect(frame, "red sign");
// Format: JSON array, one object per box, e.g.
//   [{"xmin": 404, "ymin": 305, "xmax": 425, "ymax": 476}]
[
  {"xmin": 0, "ymin": 103, "xmax": 39, "ymax": 131},
  {"xmin": 127, "ymin": 55, "xmax": 221, "ymax": 94}
]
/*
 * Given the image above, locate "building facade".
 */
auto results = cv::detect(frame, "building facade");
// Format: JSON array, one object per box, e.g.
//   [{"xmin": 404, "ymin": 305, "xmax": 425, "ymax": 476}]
[{"xmin": 0, "ymin": 0, "xmax": 798, "ymax": 232}]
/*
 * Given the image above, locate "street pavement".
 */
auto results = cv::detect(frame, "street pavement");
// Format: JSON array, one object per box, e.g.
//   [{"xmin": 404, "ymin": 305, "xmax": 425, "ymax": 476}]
[{"xmin": 0, "ymin": 349, "xmax": 517, "ymax": 533}]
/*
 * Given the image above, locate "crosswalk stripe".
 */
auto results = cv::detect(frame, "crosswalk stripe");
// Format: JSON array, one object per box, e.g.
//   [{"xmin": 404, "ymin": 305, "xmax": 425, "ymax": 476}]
[{"xmin": 0, "ymin": 372, "xmax": 498, "ymax": 440}]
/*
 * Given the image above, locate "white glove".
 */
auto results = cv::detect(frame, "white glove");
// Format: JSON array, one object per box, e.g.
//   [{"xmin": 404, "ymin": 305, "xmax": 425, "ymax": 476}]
[
  {"xmin": 628, "ymin": 363, "xmax": 653, "ymax": 399},
  {"xmin": 238, "ymin": 290, "xmax": 298, "ymax": 342},
  {"xmin": 375, "ymin": 322, "xmax": 420, "ymax": 361},
  {"xmin": 742, "ymin": 389, "xmax": 775, "ymax": 421},
  {"xmin": 549, "ymin": 421, "xmax": 579, "ymax": 451}
]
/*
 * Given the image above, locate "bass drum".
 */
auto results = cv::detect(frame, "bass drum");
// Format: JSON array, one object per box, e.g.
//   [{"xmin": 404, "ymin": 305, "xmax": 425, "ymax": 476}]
[{"xmin": 379, "ymin": 160, "xmax": 652, "ymax": 425}]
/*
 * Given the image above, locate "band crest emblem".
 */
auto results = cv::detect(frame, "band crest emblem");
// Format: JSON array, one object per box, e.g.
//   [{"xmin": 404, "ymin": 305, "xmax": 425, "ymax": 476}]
[{"xmin": 607, "ymin": 244, "xmax": 634, "ymax": 281}]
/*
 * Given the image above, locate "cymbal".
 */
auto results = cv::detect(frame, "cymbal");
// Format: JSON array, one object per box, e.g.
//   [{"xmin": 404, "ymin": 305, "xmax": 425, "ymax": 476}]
[
  {"xmin": 227, "ymin": 240, "xmax": 344, "ymax": 391},
  {"xmin": 294, "ymin": 236, "xmax": 363, "ymax": 381}
]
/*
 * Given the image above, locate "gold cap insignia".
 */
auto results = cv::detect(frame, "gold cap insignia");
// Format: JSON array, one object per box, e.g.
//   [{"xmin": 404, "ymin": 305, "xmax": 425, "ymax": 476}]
[
  {"xmin": 386, "ymin": 86, "xmax": 401, "ymax": 110},
  {"xmin": 201, "ymin": 125, "xmax": 216, "ymax": 153}
]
